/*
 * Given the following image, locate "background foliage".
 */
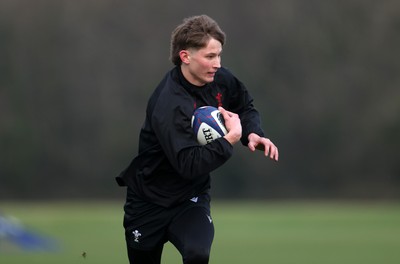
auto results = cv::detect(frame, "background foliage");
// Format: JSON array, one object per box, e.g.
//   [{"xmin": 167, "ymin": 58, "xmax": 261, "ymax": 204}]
[{"xmin": 1, "ymin": 0, "xmax": 399, "ymax": 200}]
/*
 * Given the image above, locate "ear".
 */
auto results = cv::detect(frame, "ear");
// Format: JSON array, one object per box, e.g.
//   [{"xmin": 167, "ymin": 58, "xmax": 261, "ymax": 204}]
[{"xmin": 179, "ymin": 50, "xmax": 190, "ymax": 65}]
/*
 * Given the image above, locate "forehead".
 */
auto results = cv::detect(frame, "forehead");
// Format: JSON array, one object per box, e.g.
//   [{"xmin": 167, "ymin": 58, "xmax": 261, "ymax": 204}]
[{"xmin": 194, "ymin": 38, "xmax": 222, "ymax": 54}]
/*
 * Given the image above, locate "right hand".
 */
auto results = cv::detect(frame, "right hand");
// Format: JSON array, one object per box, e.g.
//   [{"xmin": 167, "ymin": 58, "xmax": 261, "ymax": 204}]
[{"xmin": 219, "ymin": 107, "xmax": 242, "ymax": 145}]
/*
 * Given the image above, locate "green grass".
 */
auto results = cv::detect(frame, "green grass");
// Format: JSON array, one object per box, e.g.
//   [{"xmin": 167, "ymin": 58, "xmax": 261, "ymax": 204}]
[{"xmin": 1, "ymin": 201, "xmax": 399, "ymax": 264}]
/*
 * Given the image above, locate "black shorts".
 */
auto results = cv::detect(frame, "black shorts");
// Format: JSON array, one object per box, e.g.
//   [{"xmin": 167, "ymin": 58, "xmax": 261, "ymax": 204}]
[{"xmin": 123, "ymin": 189, "xmax": 212, "ymax": 251}]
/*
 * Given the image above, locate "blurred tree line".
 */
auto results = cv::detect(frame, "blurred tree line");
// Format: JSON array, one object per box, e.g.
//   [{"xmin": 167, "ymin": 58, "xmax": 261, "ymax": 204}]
[{"xmin": 1, "ymin": 0, "xmax": 399, "ymax": 200}]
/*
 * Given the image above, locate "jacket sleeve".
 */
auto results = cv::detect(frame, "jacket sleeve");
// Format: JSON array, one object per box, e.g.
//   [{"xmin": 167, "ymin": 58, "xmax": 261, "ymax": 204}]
[
  {"xmin": 150, "ymin": 89, "xmax": 233, "ymax": 180},
  {"xmin": 219, "ymin": 68, "xmax": 265, "ymax": 146}
]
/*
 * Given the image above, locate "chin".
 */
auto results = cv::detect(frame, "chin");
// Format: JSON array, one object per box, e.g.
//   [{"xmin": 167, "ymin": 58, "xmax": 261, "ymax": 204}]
[{"xmin": 205, "ymin": 77, "xmax": 214, "ymax": 83}]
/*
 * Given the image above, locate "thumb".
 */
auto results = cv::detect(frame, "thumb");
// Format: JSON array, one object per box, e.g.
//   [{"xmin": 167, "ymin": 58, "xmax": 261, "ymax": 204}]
[{"xmin": 218, "ymin": 107, "xmax": 229, "ymax": 118}]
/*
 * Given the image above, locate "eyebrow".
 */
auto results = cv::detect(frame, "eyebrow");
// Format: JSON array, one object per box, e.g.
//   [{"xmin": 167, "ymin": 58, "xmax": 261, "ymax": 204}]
[{"xmin": 206, "ymin": 50, "xmax": 223, "ymax": 56}]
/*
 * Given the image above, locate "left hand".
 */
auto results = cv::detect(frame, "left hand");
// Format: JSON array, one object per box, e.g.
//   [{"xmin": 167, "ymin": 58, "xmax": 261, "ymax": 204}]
[{"xmin": 248, "ymin": 133, "xmax": 279, "ymax": 161}]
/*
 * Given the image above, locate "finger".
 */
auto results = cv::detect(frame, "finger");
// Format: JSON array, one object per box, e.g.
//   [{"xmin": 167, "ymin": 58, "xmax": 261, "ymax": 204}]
[
  {"xmin": 264, "ymin": 144, "xmax": 270, "ymax": 157},
  {"xmin": 219, "ymin": 107, "xmax": 238, "ymax": 118},
  {"xmin": 270, "ymin": 147, "xmax": 279, "ymax": 161},
  {"xmin": 274, "ymin": 148, "xmax": 279, "ymax": 161},
  {"xmin": 248, "ymin": 142, "xmax": 256, "ymax": 152},
  {"xmin": 218, "ymin": 107, "xmax": 231, "ymax": 119}
]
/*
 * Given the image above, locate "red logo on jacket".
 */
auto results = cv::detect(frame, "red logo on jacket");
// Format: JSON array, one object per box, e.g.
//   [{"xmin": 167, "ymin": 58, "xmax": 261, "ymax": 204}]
[{"xmin": 216, "ymin": 92, "xmax": 223, "ymax": 107}]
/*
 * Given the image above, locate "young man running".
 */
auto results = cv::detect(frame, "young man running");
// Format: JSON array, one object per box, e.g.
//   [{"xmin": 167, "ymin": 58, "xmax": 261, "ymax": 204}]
[{"xmin": 116, "ymin": 14, "xmax": 279, "ymax": 264}]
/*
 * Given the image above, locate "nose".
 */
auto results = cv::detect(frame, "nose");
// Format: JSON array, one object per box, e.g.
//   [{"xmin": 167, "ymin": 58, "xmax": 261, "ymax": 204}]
[{"xmin": 213, "ymin": 56, "xmax": 221, "ymax": 69}]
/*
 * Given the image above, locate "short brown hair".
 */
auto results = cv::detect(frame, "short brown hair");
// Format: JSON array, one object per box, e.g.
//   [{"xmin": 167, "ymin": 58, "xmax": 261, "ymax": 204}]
[{"xmin": 170, "ymin": 15, "xmax": 226, "ymax": 65}]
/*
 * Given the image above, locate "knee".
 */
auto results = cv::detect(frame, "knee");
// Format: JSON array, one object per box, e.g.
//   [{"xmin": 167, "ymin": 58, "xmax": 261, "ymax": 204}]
[{"xmin": 183, "ymin": 247, "xmax": 210, "ymax": 264}]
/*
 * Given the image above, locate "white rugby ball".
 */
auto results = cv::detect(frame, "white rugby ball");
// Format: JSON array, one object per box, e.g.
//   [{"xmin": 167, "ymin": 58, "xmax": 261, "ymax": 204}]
[{"xmin": 191, "ymin": 106, "xmax": 228, "ymax": 145}]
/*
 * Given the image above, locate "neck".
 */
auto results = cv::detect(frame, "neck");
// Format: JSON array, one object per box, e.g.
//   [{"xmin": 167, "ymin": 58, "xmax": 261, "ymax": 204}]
[{"xmin": 180, "ymin": 65, "xmax": 205, "ymax": 87}]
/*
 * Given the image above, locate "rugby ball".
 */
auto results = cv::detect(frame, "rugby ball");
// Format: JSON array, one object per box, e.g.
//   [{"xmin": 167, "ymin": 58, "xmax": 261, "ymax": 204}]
[{"xmin": 191, "ymin": 106, "xmax": 228, "ymax": 145}]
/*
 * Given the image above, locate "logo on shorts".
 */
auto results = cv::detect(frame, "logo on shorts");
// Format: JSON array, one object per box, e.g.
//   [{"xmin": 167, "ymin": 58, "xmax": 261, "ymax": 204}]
[
  {"xmin": 206, "ymin": 215, "xmax": 213, "ymax": 223},
  {"xmin": 132, "ymin": 230, "xmax": 141, "ymax": 243}
]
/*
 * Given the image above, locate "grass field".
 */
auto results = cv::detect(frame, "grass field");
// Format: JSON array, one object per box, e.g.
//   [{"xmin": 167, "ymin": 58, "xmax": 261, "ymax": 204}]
[{"xmin": 1, "ymin": 200, "xmax": 399, "ymax": 264}]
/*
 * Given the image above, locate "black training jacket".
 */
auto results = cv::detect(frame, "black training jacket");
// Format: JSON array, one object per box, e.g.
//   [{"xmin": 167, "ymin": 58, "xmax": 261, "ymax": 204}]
[{"xmin": 116, "ymin": 66, "xmax": 265, "ymax": 207}]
